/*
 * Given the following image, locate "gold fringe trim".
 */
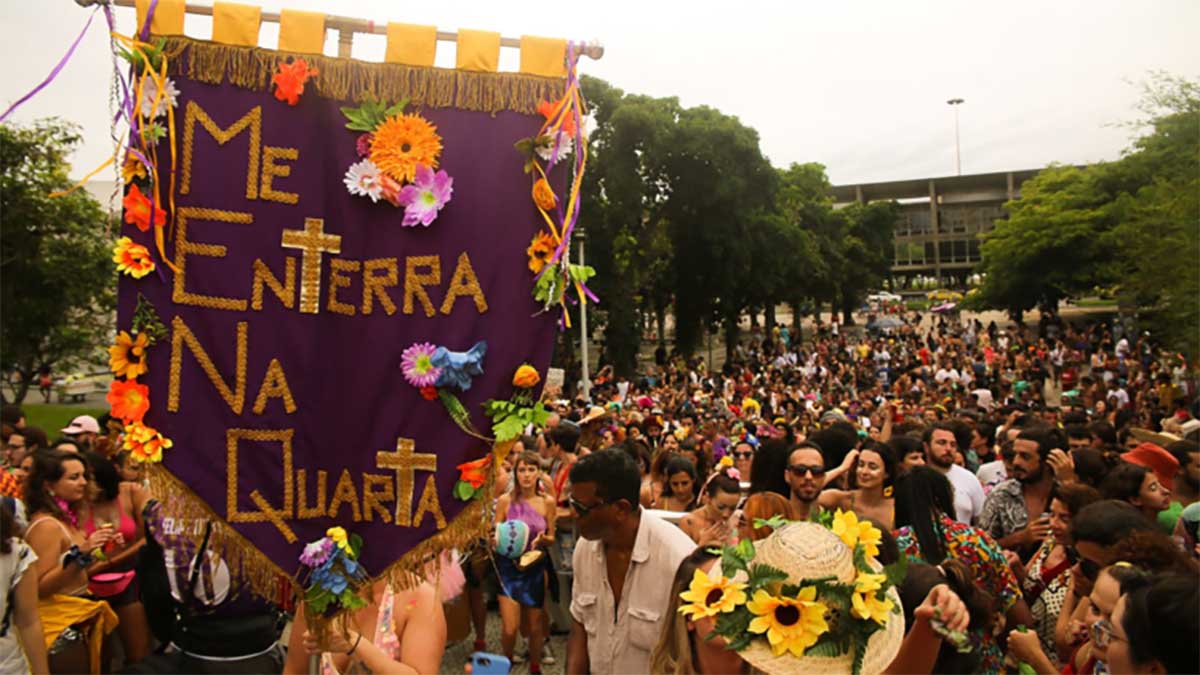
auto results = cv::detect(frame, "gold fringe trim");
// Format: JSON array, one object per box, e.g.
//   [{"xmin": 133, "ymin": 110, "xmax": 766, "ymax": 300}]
[
  {"xmin": 162, "ymin": 36, "xmax": 563, "ymax": 115},
  {"xmin": 147, "ymin": 440, "xmax": 506, "ymax": 603}
]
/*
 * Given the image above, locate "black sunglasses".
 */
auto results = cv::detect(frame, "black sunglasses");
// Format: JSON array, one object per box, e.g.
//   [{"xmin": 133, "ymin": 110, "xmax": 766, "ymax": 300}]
[
  {"xmin": 1079, "ymin": 556, "xmax": 1101, "ymax": 581},
  {"xmin": 568, "ymin": 496, "xmax": 612, "ymax": 518},
  {"xmin": 788, "ymin": 464, "xmax": 826, "ymax": 478},
  {"xmin": 733, "ymin": 451, "xmax": 754, "ymax": 459}
]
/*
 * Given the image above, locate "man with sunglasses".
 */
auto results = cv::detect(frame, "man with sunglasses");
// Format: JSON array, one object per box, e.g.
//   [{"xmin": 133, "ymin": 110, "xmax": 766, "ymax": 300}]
[
  {"xmin": 785, "ymin": 441, "xmax": 827, "ymax": 520},
  {"xmin": 565, "ymin": 449, "xmax": 694, "ymax": 675}
]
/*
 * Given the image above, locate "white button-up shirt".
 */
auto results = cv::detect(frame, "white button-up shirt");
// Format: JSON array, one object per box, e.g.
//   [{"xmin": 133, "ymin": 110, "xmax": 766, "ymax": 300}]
[{"xmin": 570, "ymin": 511, "xmax": 695, "ymax": 674}]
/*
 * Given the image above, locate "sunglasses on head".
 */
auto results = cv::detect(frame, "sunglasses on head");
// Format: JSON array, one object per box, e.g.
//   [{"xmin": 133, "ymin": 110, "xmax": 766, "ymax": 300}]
[{"xmin": 788, "ymin": 464, "xmax": 826, "ymax": 478}]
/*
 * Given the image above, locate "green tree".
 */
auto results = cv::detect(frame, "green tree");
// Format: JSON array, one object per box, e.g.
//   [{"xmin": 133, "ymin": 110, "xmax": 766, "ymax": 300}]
[
  {"xmin": 1, "ymin": 119, "xmax": 115, "ymax": 404},
  {"xmin": 835, "ymin": 200, "xmax": 899, "ymax": 322}
]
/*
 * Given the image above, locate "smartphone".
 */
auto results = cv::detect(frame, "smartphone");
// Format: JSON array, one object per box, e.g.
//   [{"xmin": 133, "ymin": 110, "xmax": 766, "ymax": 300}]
[{"xmin": 470, "ymin": 652, "xmax": 512, "ymax": 675}]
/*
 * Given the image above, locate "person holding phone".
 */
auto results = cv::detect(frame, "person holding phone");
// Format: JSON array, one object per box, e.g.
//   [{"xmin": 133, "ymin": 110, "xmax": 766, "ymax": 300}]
[{"xmin": 979, "ymin": 426, "xmax": 1062, "ymax": 560}]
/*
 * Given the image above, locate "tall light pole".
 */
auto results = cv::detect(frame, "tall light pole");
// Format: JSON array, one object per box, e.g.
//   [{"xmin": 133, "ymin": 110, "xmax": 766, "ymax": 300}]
[{"xmin": 946, "ymin": 98, "xmax": 964, "ymax": 175}]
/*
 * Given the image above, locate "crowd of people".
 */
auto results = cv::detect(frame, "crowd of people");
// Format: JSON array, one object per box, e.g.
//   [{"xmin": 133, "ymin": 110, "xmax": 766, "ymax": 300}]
[{"xmin": 0, "ymin": 309, "xmax": 1198, "ymax": 674}]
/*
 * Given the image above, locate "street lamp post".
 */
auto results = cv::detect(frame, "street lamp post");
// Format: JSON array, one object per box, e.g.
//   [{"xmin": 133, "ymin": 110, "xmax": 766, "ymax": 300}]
[{"xmin": 946, "ymin": 98, "xmax": 964, "ymax": 175}]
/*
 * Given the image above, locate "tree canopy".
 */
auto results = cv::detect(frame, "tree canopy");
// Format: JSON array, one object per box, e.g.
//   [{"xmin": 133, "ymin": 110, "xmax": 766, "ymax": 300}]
[{"xmin": 1, "ymin": 118, "xmax": 115, "ymax": 403}]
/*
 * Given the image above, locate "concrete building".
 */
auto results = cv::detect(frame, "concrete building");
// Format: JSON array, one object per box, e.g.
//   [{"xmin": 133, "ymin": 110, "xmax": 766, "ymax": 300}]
[{"xmin": 832, "ymin": 169, "xmax": 1041, "ymax": 291}]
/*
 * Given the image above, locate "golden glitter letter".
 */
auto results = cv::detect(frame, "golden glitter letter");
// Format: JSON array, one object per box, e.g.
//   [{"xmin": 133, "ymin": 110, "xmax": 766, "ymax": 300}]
[
  {"xmin": 225, "ymin": 428, "xmax": 295, "ymax": 528},
  {"xmin": 297, "ymin": 469, "xmax": 328, "ymax": 519},
  {"xmin": 439, "ymin": 251, "xmax": 489, "ymax": 315},
  {"xmin": 403, "ymin": 255, "xmax": 440, "ymax": 317},
  {"xmin": 362, "ymin": 258, "xmax": 398, "ymax": 316},
  {"xmin": 251, "ymin": 358, "xmax": 297, "ymax": 415},
  {"xmin": 260, "ymin": 146, "xmax": 300, "ymax": 204},
  {"xmin": 181, "ymin": 101, "xmax": 262, "ymax": 199},
  {"xmin": 327, "ymin": 469, "xmax": 362, "ymax": 521},
  {"xmin": 412, "ymin": 474, "xmax": 447, "ymax": 530},
  {"xmin": 251, "ymin": 257, "xmax": 296, "ymax": 310},
  {"xmin": 327, "ymin": 258, "xmax": 360, "ymax": 316},
  {"xmin": 281, "ymin": 218, "xmax": 342, "ymax": 314},
  {"xmin": 361, "ymin": 473, "xmax": 395, "ymax": 523},
  {"xmin": 168, "ymin": 316, "xmax": 247, "ymax": 414},
  {"xmin": 173, "ymin": 207, "xmax": 252, "ymax": 312}
]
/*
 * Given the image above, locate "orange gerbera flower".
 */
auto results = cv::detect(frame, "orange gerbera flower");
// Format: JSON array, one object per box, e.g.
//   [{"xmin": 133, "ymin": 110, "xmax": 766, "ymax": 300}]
[
  {"xmin": 123, "ymin": 421, "xmax": 172, "ymax": 463},
  {"xmin": 369, "ymin": 113, "xmax": 442, "ymax": 183},
  {"xmin": 122, "ymin": 184, "xmax": 166, "ymax": 232},
  {"xmin": 537, "ymin": 97, "xmax": 577, "ymax": 136},
  {"xmin": 526, "ymin": 231, "xmax": 557, "ymax": 274},
  {"xmin": 272, "ymin": 58, "xmax": 318, "ymax": 106},
  {"xmin": 112, "ymin": 237, "xmax": 156, "ymax": 278},
  {"xmin": 108, "ymin": 330, "xmax": 149, "ymax": 380},
  {"xmin": 107, "ymin": 379, "xmax": 150, "ymax": 423}
]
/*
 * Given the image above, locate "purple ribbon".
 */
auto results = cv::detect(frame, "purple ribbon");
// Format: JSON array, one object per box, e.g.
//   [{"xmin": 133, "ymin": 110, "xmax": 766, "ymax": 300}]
[
  {"xmin": 0, "ymin": 7, "xmax": 100, "ymax": 123},
  {"xmin": 139, "ymin": 0, "xmax": 160, "ymax": 42}
]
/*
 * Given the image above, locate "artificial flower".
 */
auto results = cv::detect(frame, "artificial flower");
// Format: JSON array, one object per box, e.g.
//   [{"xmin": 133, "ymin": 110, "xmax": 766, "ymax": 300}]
[
  {"xmin": 299, "ymin": 538, "xmax": 334, "ymax": 568},
  {"xmin": 326, "ymin": 527, "xmax": 351, "ymax": 552},
  {"xmin": 112, "ymin": 237, "xmax": 156, "ymax": 278},
  {"xmin": 108, "ymin": 330, "xmax": 149, "ymax": 380},
  {"xmin": 746, "ymin": 587, "xmax": 830, "ymax": 658},
  {"xmin": 420, "ymin": 386, "xmax": 438, "ymax": 401},
  {"xmin": 123, "ymin": 421, "xmax": 172, "ymax": 463},
  {"xmin": 831, "ymin": 509, "xmax": 882, "ymax": 559},
  {"xmin": 456, "ymin": 456, "xmax": 491, "ymax": 489},
  {"xmin": 137, "ymin": 75, "xmax": 180, "ymax": 119},
  {"xmin": 121, "ymin": 152, "xmax": 147, "ymax": 184},
  {"xmin": 272, "ymin": 58, "xmax": 318, "ymax": 106},
  {"xmin": 356, "ymin": 133, "xmax": 374, "ymax": 158},
  {"xmin": 535, "ymin": 132, "xmax": 574, "ymax": 165},
  {"xmin": 311, "ymin": 564, "xmax": 349, "ymax": 595},
  {"xmin": 122, "ymin": 184, "xmax": 167, "ymax": 232},
  {"xmin": 107, "ymin": 379, "xmax": 150, "ymax": 423},
  {"xmin": 718, "ymin": 455, "xmax": 734, "ymax": 469},
  {"xmin": 401, "ymin": 342, "xmax": 442, "ymax": 388},
  {"xmin": 526, "ymin": 231, "xmax": 556, "ymax": 274},
  {"xmin": 378, "ymin": 174, "xmax": 403, "ymax": 207},
  {"xmin": 513, "ymin": 364, "xmax": 541, "ymax": 388},
  {"xmin": 398, "ymin": 164, "xmax": 453, "ymax": 227},
  {"xmin": 850, "ymin": 572, "xmax": 894, "ymax": 626},
  {"xmin": 369, "ymin": 113, "xmax": 442, "ymax": 183},
  {"xmin": 343, "ymin": 159, "xmax": 383, "ymax": 202},
  {"xmin": 532, "ymin": 178, "xmax": 557, "ymax": 211},
  {"xmin": 678, "ymin": 568, "xmax": 747, "ymax": 619},
  {"xmin": 537, "ymin": 97, "xmax": 577, "ymax": 136},
  {"xmin": 727, "ymin": 468, "xmax": 741, "ymax": 481},
  {"xmin": 431, "ymin": 341, "xmax": 486, "ymax": 392}
]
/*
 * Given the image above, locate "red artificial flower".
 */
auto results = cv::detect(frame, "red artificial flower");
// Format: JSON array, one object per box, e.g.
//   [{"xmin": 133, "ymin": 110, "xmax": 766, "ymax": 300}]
[
  {"xmin": 537, "ymin": 97, "xmax": 577, "ymax": 136},
  {"xmin": 122, "ymin": 184, "xmax": 167, "ymax": 232},
  {"xmin": 107, "ymin": 379, "xmax": 150, "ymax": 423},
  {"xmin": 420, "ymin": 386, "xmax": 438, "ymax": 401},
  {"xmin": 272, "ymin": 59, "xmax": 318, "ymax": 106},
  {"xmin": 456, "ymin": 456, "xmax": 492, "ymax": 489}
]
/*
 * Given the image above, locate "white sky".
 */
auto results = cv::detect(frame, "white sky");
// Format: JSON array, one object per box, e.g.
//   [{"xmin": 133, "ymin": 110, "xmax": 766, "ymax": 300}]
[{"xmin": 2, "ymin": 0, "xmax": 1196, "ymax": 185}]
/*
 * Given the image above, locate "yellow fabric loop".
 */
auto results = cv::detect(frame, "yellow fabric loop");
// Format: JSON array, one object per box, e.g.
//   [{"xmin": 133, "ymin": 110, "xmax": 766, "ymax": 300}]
[
  {"xmin": 519, "ymin": 35, "xmax": 567, "ymax": 78},
  {"xmin": 48, "ymin": 154, "xmax": 115, "ymax": 198},
  {"xmin": 212, "ymin": 2, "xmax": 262, "ymax": 47},
  {"xmin": 135, "ymin": 0, "xmax": 185, "ymax": 36},
  {"xmin": 455, "ymin": 29, "xmax": 500, "ymax": 73},
  {"xmin": 278, "ymin": 9, "xmax": 326, "ymax": 55},
  {"xmin": 385, "ymin": 22, "xmax": 437, "ymax": 67}
]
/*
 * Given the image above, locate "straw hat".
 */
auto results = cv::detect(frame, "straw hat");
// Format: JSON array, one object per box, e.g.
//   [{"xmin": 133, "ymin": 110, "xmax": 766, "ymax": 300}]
[
  {"xmin": 579, "ymin": 405, "xmax": 608, "ymax": 425},
  {"xmin": 712, "ymin": 521, "xmax": 904, "ymax": 675},
  {"xmin": 1128, "ymin": 427, "xmax": 1182, "ymax": 448}
]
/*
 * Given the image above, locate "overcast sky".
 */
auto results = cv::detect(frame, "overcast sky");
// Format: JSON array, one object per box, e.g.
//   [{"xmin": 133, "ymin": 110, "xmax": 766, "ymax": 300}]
[{"xmin": 2, "ymin": 0, "xmax": 1196, "ymax": 185}]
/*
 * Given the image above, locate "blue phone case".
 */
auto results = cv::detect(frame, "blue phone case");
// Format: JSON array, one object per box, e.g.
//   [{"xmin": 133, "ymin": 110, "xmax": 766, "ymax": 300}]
[{"xmin": 470, "ymin": 651, "xmax": 511, "ymax": 674}]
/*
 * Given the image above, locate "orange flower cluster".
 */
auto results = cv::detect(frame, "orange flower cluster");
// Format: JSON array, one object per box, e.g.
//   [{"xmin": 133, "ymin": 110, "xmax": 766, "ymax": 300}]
[
  {"xmin": 122, "ymin": 184, "xmax": 166, "ymax": 232},
  {"xmin": 537, "ymin": 97, "xmax": 577, "ymax": 136},
  {"xmin": 107, "ymin": 379, "xmax": 150, "ymax": 423},
  {"xmin": 113, "ymin": 237, "xmax": 156, "ymax": 278},
  {"xmin": 369, "ymin": 114, "xmax": 442, "ymax": 184},
  {"xmin": 272, "ymin": 59, "xmax": 319, "ymax": 106},
  {"xmin": 123, "ymin": 421, "xmax": 172, "ymax": 463},
  {"xmin": 532, "ymin": 178, "xmax": 557, "ymax": 212},
  {"xmin": 456, "ymin": 456, "xmax": 491, "ymax": 489}
]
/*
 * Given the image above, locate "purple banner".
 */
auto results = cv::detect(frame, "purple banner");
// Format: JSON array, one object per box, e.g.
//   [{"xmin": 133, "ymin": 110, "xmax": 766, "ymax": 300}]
[{"xmin": 118, "ymin": 63, "xmax": 559, "ymax": 578}]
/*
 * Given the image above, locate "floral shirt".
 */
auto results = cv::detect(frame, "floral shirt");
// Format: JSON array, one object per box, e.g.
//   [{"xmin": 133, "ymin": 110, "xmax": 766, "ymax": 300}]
[
  {"xmin": 1023, "ymin": 540, "xmax": 1071, "ymax": 667},
  {"xmin": 978, "ymin": 478, "xmax": 1031, "ymax": 543},
  {"xmin": 895, "ymin": 514, "xmax": 1021, "ymax": 673}
]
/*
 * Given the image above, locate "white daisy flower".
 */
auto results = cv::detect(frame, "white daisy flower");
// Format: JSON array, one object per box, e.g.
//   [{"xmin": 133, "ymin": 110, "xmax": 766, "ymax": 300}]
[
  {"xmin": 343, "ymin": 159, "xmax": 383, "ymax": 202},
  {"xmin": 536, "ymin": 131, "xmax": 575, "ymax": 165},
  {"xmin": 138, "ymin": 76, "xmax": 180, "ymax": 119}
]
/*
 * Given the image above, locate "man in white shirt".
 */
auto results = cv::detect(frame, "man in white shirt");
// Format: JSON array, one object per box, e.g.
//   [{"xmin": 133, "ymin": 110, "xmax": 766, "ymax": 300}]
[
  {"xmin": 923, "ymin": 422, "xmax": 985, "ymax": 524},
  {"xmin": 567, "ymin": 449, "xmax": 695, "ymax": 674}
]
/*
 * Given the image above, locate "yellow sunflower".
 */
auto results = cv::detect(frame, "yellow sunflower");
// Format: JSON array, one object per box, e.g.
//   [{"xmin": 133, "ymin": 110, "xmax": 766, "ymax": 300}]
[
  {"xmin": 121, "ymin": 152, "xmax": 147, "ymax": 184},
  {"xmin": 850, "ymin": 572, "xmax": 894, "ymax": 625},
  {"xmin": 369, "ymin": 113, "xmax": 442, "ymax": 183},
  {"xmin": 831, "ymin": 508, "xmax": 882, "ymax": 559},
  {"xmin": 112, "ymin": 237, "xmax": 156, "ymax": 279},
  {"xmin": 526, "ymin": 230, "xmax": 557, "ymax": 274},
  {"xmin": 123, "ymin": 421, "xmax": 172, "ymax": 463},
  {"xmin": 678, "ymin": 568, "xmax": 747, "ymax": 620},
  {"xmin": 746, "ymin": 587, "xmax": 830, "ymax": 657},
  {"xmin": 108, "ymin": 330, "xmax": 149, "ymax": 380}
]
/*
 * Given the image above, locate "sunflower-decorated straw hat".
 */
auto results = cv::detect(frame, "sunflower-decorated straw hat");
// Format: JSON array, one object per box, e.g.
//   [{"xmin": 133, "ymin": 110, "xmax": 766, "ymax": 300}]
[{"xmin": 682, "ymin": 512, "xmax": 905, "ymax": 674}]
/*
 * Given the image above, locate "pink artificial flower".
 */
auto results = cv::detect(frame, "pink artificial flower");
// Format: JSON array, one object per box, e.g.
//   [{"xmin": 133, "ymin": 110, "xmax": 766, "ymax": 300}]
[{"xmin": 398, "ymin": 164, "xmax": 453, "ymax": 227}]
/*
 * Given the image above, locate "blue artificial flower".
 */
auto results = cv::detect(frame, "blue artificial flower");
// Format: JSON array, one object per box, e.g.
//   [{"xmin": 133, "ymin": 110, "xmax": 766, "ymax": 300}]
[
  {"xmin": 311, "ymin": 565, "xmax": 349, "ymax": 595},
  {"xmin": 432, "ymin": 341, "xmax": 487, "ymax": 391}
]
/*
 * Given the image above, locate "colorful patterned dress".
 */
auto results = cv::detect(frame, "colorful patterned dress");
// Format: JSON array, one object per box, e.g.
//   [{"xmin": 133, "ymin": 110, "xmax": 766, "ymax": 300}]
[{"xmin": 895, "ymin": 513, "xmax": 1021, "ymax": 673}]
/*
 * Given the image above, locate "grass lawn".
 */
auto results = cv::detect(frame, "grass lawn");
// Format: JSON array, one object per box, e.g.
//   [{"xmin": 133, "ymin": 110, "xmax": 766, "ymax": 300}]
[
  {"xmin": 1073, "ymin": 298, "xmax": 1119, "ymax": 308},
  {"xmin": 906, "ymin": 299, "xmax": 932, "ymax": 311},
  {"xmin": 21, "ymin": 403, "xmax": 108, "ymax": 437}
]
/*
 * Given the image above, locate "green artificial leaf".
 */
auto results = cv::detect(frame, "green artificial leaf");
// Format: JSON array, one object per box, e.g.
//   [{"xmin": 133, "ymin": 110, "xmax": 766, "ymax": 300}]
[
  {"xmin": 734, "ymin": 538, "xmax": 756, "ymax": 563},
  {"xmin": 530, "ymin": 403, "xmax": 551, "ymax": 429},
  {"xmin": 751, "ymin": 515, "xmax": 789, "ymax": 532},
  {"xmin": 306, "ymin": 587, "xmax": 334, "ymax": 615},
  {"xmin": 453, "ymin": 480, "xmax": 476, "ymax": 501},
  {"xmin": 141, "ymin": 123, "xmax": 167, "ymax": 144},
  {"xmin": 348, "ymin": 533, "xmax": 363, "ymax": 559},
  {"xmin": 720, "ymin": 547, "xmax": 748, "ymax": 580},
  {"xmin": 493, "ymin": 415, "xmax": 526, "ymax": 442},
  {"xmin": 883, "ymin": 555, "xmax": 908, "ymax": 588},
  {"xmin": 384, "ymin": 98, "xmax": 410, "ymax": 116},
  {"xmin": 568, "ymin": 264, "xmax": 596, "ymax": 285},
  {"xmin": 747, "ymin": 563, "xmax": 789, "ymax": 589},
  {"xmin": 514, "ymin": 137, "xmax": 535, "ymax": 155},
  {"xmin": 805, "ymin": 636, "xmax": 843, "ymax": 658}
]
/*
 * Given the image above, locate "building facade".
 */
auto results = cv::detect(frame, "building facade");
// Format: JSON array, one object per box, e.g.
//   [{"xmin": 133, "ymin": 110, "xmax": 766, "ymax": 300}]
[{"xmin": 832, "ymin": 169, "xmax": 1041, "ymax": 291}]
